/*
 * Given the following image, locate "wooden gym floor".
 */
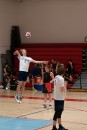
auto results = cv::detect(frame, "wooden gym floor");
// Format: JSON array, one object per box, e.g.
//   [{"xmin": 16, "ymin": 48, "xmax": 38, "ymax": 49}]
[{"xmin": 0, "ymin": 89, "xmax": 87, "ymax": 130}]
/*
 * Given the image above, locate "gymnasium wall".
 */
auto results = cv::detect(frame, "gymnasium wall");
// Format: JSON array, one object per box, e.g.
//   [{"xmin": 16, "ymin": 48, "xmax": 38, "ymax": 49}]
[
  {"xmin": 0, "ymin": 0, "xmax": 19, "ymax": 80},
  {"xmin": 0, "ymin": 0, "xmax": 87, "ymax": 53},
  {"xmin": 17, "ymin": 0, "xmax": 87, "ymax": 43},
  {"xmin": 0, "ymin": 0, "xmax": 18, "ymax": 54}
]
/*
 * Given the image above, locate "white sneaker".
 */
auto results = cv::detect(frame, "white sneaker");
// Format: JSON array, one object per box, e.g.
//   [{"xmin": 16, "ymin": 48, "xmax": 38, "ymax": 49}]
[
  {"xmin": 19, "ymin": 100, "xmax": 22, "ymax": 104},
  {"xmin": 43, "ymin": 104, "xmax": 47, "ymax": 108},
  {"xmin": 19, "ymin": 96, "xmax": 22, "ymax": 104},
  {"xmin": 15, "ymin": 96, "xmax": 20, "ymax": 103},
  {"xmin": 6, "ymin": 87, "xmax": 8, "ymax": 90},
  {"xmin": 48, "ymin": 105, "xmax": 52, "ymax": 109},
  {"xmin": 0, "ymin": 85, "xmax": 4, "ymax": 89}
]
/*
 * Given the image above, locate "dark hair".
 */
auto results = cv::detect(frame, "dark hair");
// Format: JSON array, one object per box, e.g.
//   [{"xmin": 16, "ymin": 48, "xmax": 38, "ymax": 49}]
[
  {"xmin": 69, "ymin": 59, "xmax": 72, "ymax": 62},
  {"xmin": 45, "ymin": 65, "xmax": 50, "ymax": 69},
  {"xmin": 4, "ymin": 63, "xmax": 8, "ymax": 67},
  {"xmin": 57, "ymin": 67, "xmax": 65, "ymax": 75}
]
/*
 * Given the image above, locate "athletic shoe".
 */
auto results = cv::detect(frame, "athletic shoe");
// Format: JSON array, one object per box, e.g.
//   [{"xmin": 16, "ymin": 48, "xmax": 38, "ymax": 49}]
[
  {"xmin": 6, "ymin": 87, "xmax": 8, "ymax": 90},
  {"xmin": 52, "ymin": 127, "xmax": 57, "ymax": 130},
  {"xmin": 48, "ymin": 105, "xmax": 52, "ymax": 109},
  {"xmin": 58, "ymin": 126, "xmax": 68, "ymax": 130},
  {"xmin": 19, "ymin": 100, "xmax": 22, "ymax": 104},
  {"xmin": 19, "ymin": 96, "xmax": 22, "ymax": 104},
  {"xmin": 15, "ymin": 96, "xmax": 20, "ymax": 103},
  {"xmin": 43, "ymin": 104, "xmax": 47, "ymax": 108}
]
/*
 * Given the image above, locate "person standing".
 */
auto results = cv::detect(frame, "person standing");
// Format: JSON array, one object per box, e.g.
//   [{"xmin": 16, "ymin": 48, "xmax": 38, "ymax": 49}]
[
  {"xmin": 14, "ymin": 49, "xmax": 48, "ymax": 103},
  {"xmin": 3, "ymin": 63, "xmax": 11, "ymax": 89},
  {"xmin": 66, "ymin": 59, "xmax": 75, "ymax": 75},
  {"xmin": 52, "ymin": 67, "xmax": 68, "ymax": 130},
  {"xmin": 42, "ymin": 65, "xmax": 54, "ymax": 108}
]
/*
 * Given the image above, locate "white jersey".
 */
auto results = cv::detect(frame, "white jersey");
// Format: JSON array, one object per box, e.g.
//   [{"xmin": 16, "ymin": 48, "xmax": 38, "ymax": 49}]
[
  {"xmin": 54, "ymin": 75, "xmax": 65, "ymax": 100},
  {"xmin": 18, "ymin": 56, "xmax": 33, "ymax": 72}
]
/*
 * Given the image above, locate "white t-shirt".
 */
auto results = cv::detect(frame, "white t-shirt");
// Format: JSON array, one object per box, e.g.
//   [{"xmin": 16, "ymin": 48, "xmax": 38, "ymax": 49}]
[
  {"xmin": 54, "ymin": 75, "xmax": 65, "ymax": 100},
  {"xmin": 18, "ymin": 56, "xmax": 33, "ymax": 72}
]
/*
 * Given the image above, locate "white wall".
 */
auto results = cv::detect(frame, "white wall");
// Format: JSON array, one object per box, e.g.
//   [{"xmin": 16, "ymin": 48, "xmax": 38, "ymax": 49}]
[
  {"xmin": 0, "ymin": 0, "xmax": 19, "ymax": 80},
  {"xmin": 0, "ymin": 0, "xmax": 87, "ymax": 51},
  {"xmin": 17, "ymin": 0, "xmax": 87, "ymax": 43},
  {"xmin": 0, "ymin": 0, "xmax": 18, "ymax": 54}
]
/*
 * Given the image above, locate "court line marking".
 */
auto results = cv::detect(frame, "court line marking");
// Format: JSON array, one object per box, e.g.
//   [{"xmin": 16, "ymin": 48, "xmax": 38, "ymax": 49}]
[
  {"xmin": 17, "ymin": 109, "xmax": 50, "ymax": 118},
  {"xmin": 66, "ymin": 107, "xmax": 87, "ymax": 112},
  {"xmin": 0, "ymin": 95, "xmax": 87, "ymax": 102}
]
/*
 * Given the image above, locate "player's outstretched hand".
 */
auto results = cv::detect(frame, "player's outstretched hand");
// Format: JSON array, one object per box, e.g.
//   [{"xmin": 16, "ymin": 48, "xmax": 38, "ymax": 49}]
[
  {"xmin": 13, "ymin": 50, "xmax": 19, "ymax": 55},
  {"xmin": 43, "ymin": 61, "xmax": 49, "ymax": 64}
]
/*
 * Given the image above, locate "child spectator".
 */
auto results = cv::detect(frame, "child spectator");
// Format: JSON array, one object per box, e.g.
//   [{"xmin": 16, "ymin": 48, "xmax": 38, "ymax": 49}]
[
  {"xmin": 42, "ymin": 65, "xmax": 54, "ymax": 108},
  {"xmin": 52, "ymin": 67, "xmax": 68, "ymax": 130}
]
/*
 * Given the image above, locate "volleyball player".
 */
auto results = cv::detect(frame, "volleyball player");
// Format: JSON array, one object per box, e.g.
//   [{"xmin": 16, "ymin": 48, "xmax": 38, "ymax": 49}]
[{"xmin": 14, "ymin": 49, "xmax": 48, "ymax": 103}]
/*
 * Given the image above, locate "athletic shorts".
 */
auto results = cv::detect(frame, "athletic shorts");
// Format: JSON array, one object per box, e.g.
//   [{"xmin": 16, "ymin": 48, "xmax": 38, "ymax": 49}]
[
  {"xmin": 54, "ymin": 100, "xmax": 64, "ymax": 112},
  {"xmin": 18, "ymin": 71, "xmax": 28, "ymax": 81},
  {"xmin": 42, "ymin": 84, "xmax": 52, "ymax": 93}
]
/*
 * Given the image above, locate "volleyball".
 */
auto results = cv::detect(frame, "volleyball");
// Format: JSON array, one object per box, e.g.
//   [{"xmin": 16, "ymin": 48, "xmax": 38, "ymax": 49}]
[{"xmin": 25, "ymin": 32, "xmax": 31, "ymax": 38}]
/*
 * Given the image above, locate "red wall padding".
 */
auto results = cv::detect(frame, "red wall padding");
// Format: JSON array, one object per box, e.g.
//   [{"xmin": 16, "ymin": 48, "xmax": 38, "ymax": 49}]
[
  {"xmin": 14, "ymin": 43, "xmax": 83, "ymax": 89},
  {"xmin": 21, "ymin": 43, "xmax": 87, "ymax": 48}
]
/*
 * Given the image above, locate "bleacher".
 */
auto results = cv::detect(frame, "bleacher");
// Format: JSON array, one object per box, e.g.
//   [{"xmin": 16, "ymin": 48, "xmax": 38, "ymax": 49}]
[{"xmin": 14, "ymin": 43, "xmax": 84, "ymax": 89}]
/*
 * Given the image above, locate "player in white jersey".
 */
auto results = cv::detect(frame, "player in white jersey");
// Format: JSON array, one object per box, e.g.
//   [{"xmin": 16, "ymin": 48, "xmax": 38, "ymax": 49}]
[
  {"xmin": 14, "ymin": 49, "xmax": 48, "ymax": 103},
  {"xmin": 52, "ymin": 67, "xmax": 68, "ymax": 130}
]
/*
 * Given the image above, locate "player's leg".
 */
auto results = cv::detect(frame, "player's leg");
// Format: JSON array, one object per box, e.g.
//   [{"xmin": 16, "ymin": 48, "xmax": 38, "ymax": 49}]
[
  {"xmin": 15, "ymin": 81, "xmax": 22, "ymax": 103},
  {"xmin": 43, "ymin": 93, "xmax": 48, "ymax": 108},
  {"xmin": 52, "ymin": 111, "xmax": 58, "ymax": 130},
  {"xmin": 48, "ymin": 93, "xmax": 52, "ymax": 108},
  {"xmin": 57, "ymin": 101, "xmax": 68, "ymax": 130},
  {"xmin": 19, "ymin": 81, "xmax": 26, "ymax": 103},
  {"xmin": 16, "ymin": 71, "xmax": 28, "ymax": 103}
]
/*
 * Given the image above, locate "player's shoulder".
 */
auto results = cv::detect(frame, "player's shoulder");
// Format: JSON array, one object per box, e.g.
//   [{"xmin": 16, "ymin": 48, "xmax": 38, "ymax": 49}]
[
  {"xmin": 55, "ymin": 75, "xmax": 63, "ymax": 80},
  {"xmin": 55, "ymin": 75, "xmax": 59, "ymax": 79},
  {"xmin": 24, "ymin": 56, "xmax": 33, "ymax": 60}
]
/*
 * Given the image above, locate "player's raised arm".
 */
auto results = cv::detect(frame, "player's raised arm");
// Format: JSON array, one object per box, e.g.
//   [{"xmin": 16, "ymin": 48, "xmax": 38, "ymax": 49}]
[
  {"xmin": 50, "ymin": 72, "xmax": 54, "ymax": 83},
  {"xmin": 13, "ymin": 50, "xmax": 21, "ymax": 57},
  {"xmin": 31, "ymin": 59, "xmax": 48, "ymax": 64}
]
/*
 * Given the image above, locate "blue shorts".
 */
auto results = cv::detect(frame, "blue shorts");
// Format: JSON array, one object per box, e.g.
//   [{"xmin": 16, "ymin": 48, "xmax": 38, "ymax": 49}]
[{"xmin": 18, "ymin": 71, "xmax": 28, "ymax": 81}]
